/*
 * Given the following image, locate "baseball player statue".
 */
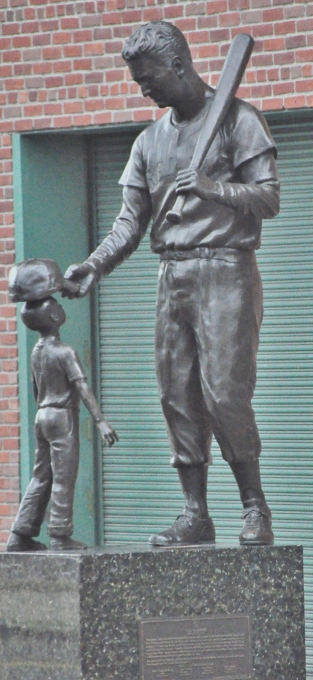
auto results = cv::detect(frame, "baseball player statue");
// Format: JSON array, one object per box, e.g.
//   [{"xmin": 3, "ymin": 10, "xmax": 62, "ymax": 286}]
[{"xmin": 65, "ymin": 21, "xmax": 280, "ymax": 546}]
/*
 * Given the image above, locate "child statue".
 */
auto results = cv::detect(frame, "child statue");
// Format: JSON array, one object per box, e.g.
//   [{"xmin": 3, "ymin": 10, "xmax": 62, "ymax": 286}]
[{"xmin": 6, "ymin": 259, "xmax": 118, "ymax": 552}]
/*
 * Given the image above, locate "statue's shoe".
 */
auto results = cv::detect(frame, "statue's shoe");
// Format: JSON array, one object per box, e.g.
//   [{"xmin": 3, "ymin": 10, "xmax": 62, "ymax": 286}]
[
  {"xmin": 49, "ymin": 536, "xmax": 88, "ymax": 551},
  {"xmin": 149, "ymin": 514, "xmax": 215, "ymax": 546},
  {"xmin": 6, "ymin": 532, "xmax": 47, "ymax": 552},
  {"xmin": 239, "ymin": 505, "xmax": 274, "ymax": 545}
]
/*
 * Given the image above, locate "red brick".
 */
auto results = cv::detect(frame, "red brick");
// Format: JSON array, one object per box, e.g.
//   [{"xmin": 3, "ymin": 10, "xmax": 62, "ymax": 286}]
[
  {"xmin": 102, "ymin": 10, "xmax": 121, "ymax": 24},
  {"xmin": 106, "ymin": 97, "xmax": 125, "ymax": 109},
  {"xmin": 210, "ymin": 28, "xmax": 230, "ymax": 42},
  {"xmin": 72, "ymin": 113, "xmax": 93, "ymax": 126},
  {"xmin": 84, "ymin": 42, "xmax": 104, "ymax": 56},
  {"xmin": 198, "ymin": 44, "xmax": 219, "ymax": 58},
  {"xmin": 73, "ymin": 29, "xmax": 93, "ymax": 42},
  {"xmin": 61, "ymin": 17, "xmax": 79, "ymax": 29},
  {"xmin": 85, "ymin": 98, "xmax": 104, "ymax": 111},
  {"xmin": 43, "ymin": 46, "xmax": 62, "ymax": 60},
  {"xmin": 45, "ymin": 76, "xmax": 64, "ymax": 88},
  {"xmin": 33, "ymin": 63, "xmax": 52, "ymax": 75},
  {"xmin": 53, "ymin": 115, "xmax": 73, "ymax": 128},
  {"xmin": 273, "ymin": 81, "xmax": 294, "ymax": 94},
  {"xmin": 164, "ymin": 5, "xmax": 183, "ymax": 19},
  {"xmin": 274, "ymin": 20, "xmax": 296, "ymax": 34},
  {"xmin": 21, "ymin": 20, "xmax": 40, "ymax": 33},
  {"xmin": 65, "ymin": 73, "xmax": 83, "ymax": 85},
  {"xmin": 53, "ymin": 31, "xmax": 73, "ymax": 45},
  {"xmin": 142, "ymin": 7, "xmax": 163, "ymax": 21},
  {"xmin": 284, "ymin": 94, "xmax": 306, "ymax": 108},
  {"xmin": 13, "ymin": 35, "xmax": 31, "ymax": 48},
  {"xmin": 3, "ymin": 50, "xmax": 21, "ymax": 63},
  {"xmin": 263, "ymin": 7, "xmax": 284, "ymax": 20},
  {"xmin": 229, "ymin": 0, "xmax": 249, "ymax": 8},
  {"xmin": 93, "ymin": 111, "xmax": 113, "ymax": 125},
  {"xmin": 53, "ymin": 60, "xmax": 72, "ymax": 73},
  {"xmin": 106, "ymin": 69, "xmax": 125, "ymax": 81},
  {"xmin": 296, "ymin": 78, "xmax": 313, "ymax": 92},
  {"xmin": 274, "ymin": 50, "xmax": 295, "ymax": 64},
  {"xmin": 73, "ymin": 58, "xmax": 93, "ymax": 70},
  {"xmin": 252, "ymin": 24, "xmax": 273, "ymax": 37},
  {"xmin": 64, "ymin": 45, "xmax": 83, "ymax": 58},
  {"xmin": 43, "ymin": 102, "xmax": 62, "ymax": 115},
  {"xmin": 286, "ymin": 35, "xmax": 306, "ymax": 49},
  {"xmin": 219, "ymin": 12, "xmax": 240, "ymax": 26},
  {"xmin": 263, "ymin": 37, "xmax": 286, "ymax": 51},
  {"xmin": 5, "ymin": 78, "xmax": 24, "ymax": 91}
]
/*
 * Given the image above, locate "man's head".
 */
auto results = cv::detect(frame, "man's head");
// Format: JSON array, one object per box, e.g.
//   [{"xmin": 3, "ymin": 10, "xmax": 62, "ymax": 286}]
[
  {"xmin": 122, "ymin": 21, "xmax": 192, "ymax": 65},
  {"xmin": 21, "ymin": 296, "xmax": 66, "ymax": 334},
  {"xmin": 122, "ymin": 21, "xmax": 194, "ymax": 110}
]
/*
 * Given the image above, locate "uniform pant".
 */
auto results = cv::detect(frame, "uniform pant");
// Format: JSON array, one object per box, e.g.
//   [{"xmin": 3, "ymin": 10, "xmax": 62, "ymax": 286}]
[
  {"xmin": 12, "ymin": 406, "xmax": 79, "ymax": 538},
  {"xmin": 155, "ymin": 249, "xmax": 263, "ymax": 467}
]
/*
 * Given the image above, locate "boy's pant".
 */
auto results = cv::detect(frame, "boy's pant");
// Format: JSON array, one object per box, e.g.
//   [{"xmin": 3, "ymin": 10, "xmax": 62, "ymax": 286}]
[
  {"xmin": 155, "ymin": 249, "xmax": 263, "ymax": 468},
  {"xmin": 12, "ymin": 407, "xmax": 80, "ymax": 538}
]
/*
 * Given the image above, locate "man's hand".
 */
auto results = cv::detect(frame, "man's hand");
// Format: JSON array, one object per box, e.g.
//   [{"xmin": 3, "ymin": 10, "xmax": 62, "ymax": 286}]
[
  {"xmin": 97, "ymin": 420, "xmax": 119, "ymax": 447},
  {"xmin": 175, "ymin": 169, "xmax": 218, "ymax": 201},
  {"xmin": 63, "ymin": 262, "xmax": 98, "ymax": 298}
]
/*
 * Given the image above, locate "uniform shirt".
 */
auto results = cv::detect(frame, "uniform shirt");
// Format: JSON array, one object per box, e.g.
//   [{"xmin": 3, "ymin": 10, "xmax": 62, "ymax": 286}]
[
  {"xmin": 31, "ymin": 336, "xmax": 86, "ymax": 410},
  {"xmin": 119, "ymin": 93, "xmax": 277, "ymax": 252},
  {"xmin": 87, "ymin": 93, "xmax": 279, "ymax": 277}
]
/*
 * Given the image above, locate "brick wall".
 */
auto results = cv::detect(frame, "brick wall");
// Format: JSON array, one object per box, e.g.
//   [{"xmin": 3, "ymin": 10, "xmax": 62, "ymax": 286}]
[{"xmin": 0, "ymin": 0, "xmax": 312, "ymax": 549}]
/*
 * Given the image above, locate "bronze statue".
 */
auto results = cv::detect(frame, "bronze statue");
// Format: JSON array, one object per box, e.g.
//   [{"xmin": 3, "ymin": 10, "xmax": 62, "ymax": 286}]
[
  {"xmin": 6, "ymin": 259, "xmax": 118, "ymax": 552},
  {"xmin": 65, "ymin": 21, "xmax": 280, "ymax": 546}
]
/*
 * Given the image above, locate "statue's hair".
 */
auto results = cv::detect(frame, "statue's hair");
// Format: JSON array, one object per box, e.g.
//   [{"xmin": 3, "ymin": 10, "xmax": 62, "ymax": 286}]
[{"xmin": 122, "ymin": 21, "xmax": 192, "ymax": 64}]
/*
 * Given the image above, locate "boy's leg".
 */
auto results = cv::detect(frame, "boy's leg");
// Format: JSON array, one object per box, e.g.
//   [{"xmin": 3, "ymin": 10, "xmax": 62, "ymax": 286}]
[
  {"xmin": 44, "ymin": 407, "xmax": 79, "ymax": 538},
  {"xmin": 7, "ymin": 413, "xmax": 52, "ymax": 551},
  {"xmin": 43, "ymin": 407, "xmax": 87, "ymax": 550}
]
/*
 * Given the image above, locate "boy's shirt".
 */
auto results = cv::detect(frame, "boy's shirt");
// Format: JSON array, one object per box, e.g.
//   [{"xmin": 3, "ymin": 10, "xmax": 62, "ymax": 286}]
[{"xmin": 31, "ymin": 336, "xmax": 86, "ymax": 410}]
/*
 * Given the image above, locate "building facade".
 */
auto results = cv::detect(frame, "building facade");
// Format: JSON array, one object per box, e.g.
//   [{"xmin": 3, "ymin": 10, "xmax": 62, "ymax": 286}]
[{"xmin": 0, "ymin": 0, "xmax": 313, "ymax": 671}]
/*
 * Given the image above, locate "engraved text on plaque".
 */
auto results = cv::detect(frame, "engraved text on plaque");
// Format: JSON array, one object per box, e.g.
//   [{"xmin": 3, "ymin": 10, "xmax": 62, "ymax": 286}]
[{"xmin": 139, "ymin": 614, "xmax": 252, "ymax": 680}]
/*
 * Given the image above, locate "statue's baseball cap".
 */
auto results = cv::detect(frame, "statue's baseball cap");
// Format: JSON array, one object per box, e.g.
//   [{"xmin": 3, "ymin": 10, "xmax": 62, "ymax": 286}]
[{"xmin": 8, "ymin": 258, "xmax": 79, "ymax": 302}]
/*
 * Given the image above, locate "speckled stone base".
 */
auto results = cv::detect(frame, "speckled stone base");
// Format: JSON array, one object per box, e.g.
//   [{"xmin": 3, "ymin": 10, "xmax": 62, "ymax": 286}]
[{"xmin": 0, "ymin": 544, "xmax": 305, "ymax": 680}]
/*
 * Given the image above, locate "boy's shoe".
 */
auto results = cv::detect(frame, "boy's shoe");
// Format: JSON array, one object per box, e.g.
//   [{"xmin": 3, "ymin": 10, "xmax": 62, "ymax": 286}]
[
  {"xmin": 149, "ymin": 515, "xmax": 215, "ymax": 546},
  {"xmin": 49, "ymin": 536, "xmax": 88, "ymax": 552},
  {"xmin": 239, "ymin": 504, "xmax": 274, "ymax": 545},
  {"xmin": 6, "ymin": 532, "xmax": 47, "ymax": 552}
]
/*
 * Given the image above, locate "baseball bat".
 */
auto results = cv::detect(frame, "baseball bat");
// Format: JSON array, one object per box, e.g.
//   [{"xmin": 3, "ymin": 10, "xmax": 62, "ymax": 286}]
[{"xmin": 165, "ymin": 33, "xmax": 255, "ymax": 225}]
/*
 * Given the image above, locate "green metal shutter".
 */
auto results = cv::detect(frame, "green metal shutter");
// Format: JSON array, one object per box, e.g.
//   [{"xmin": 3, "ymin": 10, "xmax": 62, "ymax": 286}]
[{"xmin": 90, "ymin": 113, "xmax": 313, "ymax": 676}]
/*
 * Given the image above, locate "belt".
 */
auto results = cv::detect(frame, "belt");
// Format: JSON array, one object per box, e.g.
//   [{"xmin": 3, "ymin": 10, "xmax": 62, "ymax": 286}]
[{"xmin": 160, "ymin": 247, "xmax": 234, "ymax": 261}]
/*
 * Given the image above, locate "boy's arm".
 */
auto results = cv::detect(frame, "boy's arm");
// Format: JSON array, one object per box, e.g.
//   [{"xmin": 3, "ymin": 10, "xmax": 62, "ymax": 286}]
[
  {"xmin": 74, "ymin": 378, "xmax": 118, "ymax": 447},
  {"xmin": 32, "ymin": 374, "xmax": 38, "ymax": 403}
]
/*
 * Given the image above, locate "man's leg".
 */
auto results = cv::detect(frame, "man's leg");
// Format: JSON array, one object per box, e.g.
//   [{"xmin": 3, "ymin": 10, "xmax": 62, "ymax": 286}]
[
  {"xmin": 195, "ymin": 252, "xmax": 273, "ymax": 544},
  {"xmin": 150, "ymin": 260, "xmax": 215, "ymax": 546},
  {"xmin": 230, "ymin": 459, "xmax": 273, "ymax": 544},
  {"xmin": 7, "ymin": 415, "xmax": 51, "ymax": 551}
]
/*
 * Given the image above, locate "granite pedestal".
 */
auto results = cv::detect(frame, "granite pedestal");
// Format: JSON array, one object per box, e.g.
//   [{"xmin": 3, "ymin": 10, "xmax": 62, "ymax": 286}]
[{"xmin": 0, "ymin": 544, "xmax": 305, "ymax": 679}]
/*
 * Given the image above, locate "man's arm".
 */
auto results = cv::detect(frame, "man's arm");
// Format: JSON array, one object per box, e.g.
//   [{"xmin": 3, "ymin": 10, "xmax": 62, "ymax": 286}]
[
  {"xmin": 74, "ymin": 378, "xmax": 118, "ymax": 447},
  {"xmin": 175, "ymin": 150, "xmax": 280, "ymax": 219},
  {"xmin": 64, "ymin": 185, "xmax": 152, "ymax": 297}
]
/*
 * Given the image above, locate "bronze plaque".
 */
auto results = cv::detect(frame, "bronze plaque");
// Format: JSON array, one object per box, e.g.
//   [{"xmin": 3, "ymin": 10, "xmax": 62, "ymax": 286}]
[{"xmin": 139, "ymin": 614, "xmax": 252, "ymax": 680}]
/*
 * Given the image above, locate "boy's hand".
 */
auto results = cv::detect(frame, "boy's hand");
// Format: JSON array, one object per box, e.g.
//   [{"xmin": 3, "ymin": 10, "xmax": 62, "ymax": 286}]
[{"xmin": 97, "ymin": 420, "xmax": 119, "ymax": 447}]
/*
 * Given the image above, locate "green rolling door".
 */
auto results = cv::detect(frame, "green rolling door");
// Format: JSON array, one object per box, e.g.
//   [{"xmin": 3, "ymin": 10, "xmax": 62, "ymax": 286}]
[{"xmin": 90, "ymin": 111, "xmax": 313, "ymax": 676}]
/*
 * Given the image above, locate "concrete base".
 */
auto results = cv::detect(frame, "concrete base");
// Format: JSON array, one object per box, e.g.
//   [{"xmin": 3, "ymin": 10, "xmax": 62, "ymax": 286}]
[{"xmin": 0, "ymin": 544, "xmax": 306, "ymax": 679}]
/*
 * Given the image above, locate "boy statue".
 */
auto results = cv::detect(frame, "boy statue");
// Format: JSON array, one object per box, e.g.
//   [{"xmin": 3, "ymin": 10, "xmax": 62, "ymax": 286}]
[{"xmin": 6, "ymin": 259, "xmax": 118, "ymax": 552}]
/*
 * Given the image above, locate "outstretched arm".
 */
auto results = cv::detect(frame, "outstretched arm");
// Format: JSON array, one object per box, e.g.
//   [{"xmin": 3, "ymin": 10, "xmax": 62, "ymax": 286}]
[
  {"xmin": 74, "ymin": 378, "xmax": 118, "ymax": 447},
  {"xmin": 64, "ymin": 185, "xmax": 152, "ymax": 297}
]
